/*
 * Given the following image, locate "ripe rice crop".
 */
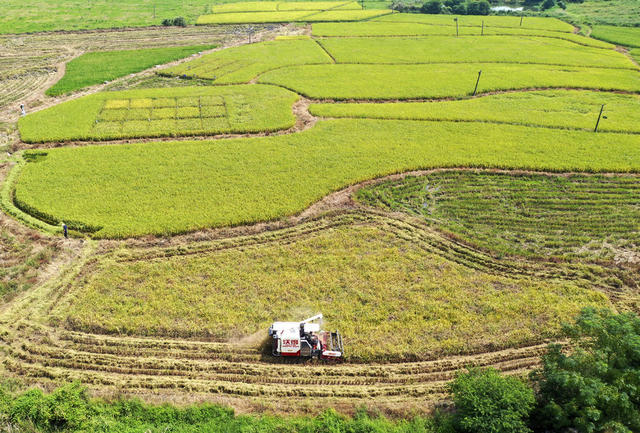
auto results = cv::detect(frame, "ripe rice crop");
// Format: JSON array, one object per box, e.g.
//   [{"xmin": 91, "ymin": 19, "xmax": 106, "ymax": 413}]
[
  {"xmin": 19, "ymin": 84, "xmax": 298, "ymax": 142},
  {"xmin": 311, "ymin": 22, "xmax": 614, "ymax": 48},
  {"xmin": 58, "ymin": 222, "xmax": 608, "ymax": 360},
  {"xmin": 591, "ymin": 25, "xmax": 640, "ymax": 48},
  {"xmin": 309, "ymin": 90, "xmax": 640, "ymax": 133},
  {"xmin": 13, "ymin": 119, "xmax": 640, "ymax": 238},
  {"xmin": 301, "ymin": 9, "xmax": 393, "ymax": 21},
  {"xmin": 210, "ymin": 1, "xmax": 361, "ymax": 13},
  {"xmin": 277, "ymin": 1, "xmax": 362, "ymax": 10},
  {"xmin": 316, "ymin": 36, "xmax": 634, "ymax": 68},
  {"xmin": 197, "ymin": 11, "xmax": 314, "ymax": 24},
  {"xmin": 356, "ymin": 171, "xmax": 640, "ymax": 262},
  {"xmin": 259, "ymin": 63, "xmax": 640, "ymax": 100},
  {"xmin": 46, "ymin": 45, "xmax": 216, "ymax": 97},
  {"xmin": 373, "ymin": 13, "xmax": 574, "ymax": 32},
  {"xmin": 211, "ymin": 1, "xmax": 281, "ymax": 12},
  {"xmin": 162, "ymin": 38, "xmax": 332, "ymax": 83}
]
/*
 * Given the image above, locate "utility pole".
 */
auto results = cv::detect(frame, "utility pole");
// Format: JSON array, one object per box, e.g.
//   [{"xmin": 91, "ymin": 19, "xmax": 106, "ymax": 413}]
[
  {"xmin": 520, "ymin": 13, "xmax": 523, "ymax": 26},
  {"xmin": 481, "ymin": 20, "xmax": 484, "ymax": 36},
  {"xmin": 594, "ymin": 104, "xmax": 605, "ymax": 132},
  {"xmin": 473, "ymin": 70, "xmax": 482, "ymax": 96},
  {"xmin": 454, "ymin": 17, "xmax": 459, "ymax": 37},
  {"xmin": 153, "ymin": 4, "xmax": 156, "ymax": 19}
]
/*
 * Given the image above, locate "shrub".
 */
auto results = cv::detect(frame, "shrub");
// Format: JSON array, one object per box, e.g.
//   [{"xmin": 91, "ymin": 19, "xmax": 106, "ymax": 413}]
[
  {"xmin": 451, "ymin": 368, "xmax": 535, "ymax": 433},
  {"xmin": 451, "ymin": 3, "xmax": 467, "ymax": 14},
  {"xmin": 466, "ymin": 0, "xmax": 490, "ymax": 15},
  {"xmin": 557, "ymin": 0, "xmax": 566, "ymax": 9},
  {"xmin": 162, "ymin": 17, "xmax": 187, "ymax": 27},
  {"xmin": 390, "ymin": 0, "xmax": 420, "ymax": 12},
  {"xmin": 421, "ymin": 0, "xmax": 442, "ymax": 14},
  {"xmin": 540, "ymin": 0, "xmax": 556, "ymax": 10},
  {"xmin": 531, "ymin": 308, "xmax": 640, "ymax": 433}
]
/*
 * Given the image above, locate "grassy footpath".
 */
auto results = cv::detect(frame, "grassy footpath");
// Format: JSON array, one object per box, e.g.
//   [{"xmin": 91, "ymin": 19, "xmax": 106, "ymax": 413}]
[
  {"xmin": 46, "ymin": 45, "xmax": 215, "ymax": 96},
  {"xmin": 357, "ymin": 171, "xmax": 640, "ymax": 262},
  {"xmin": 13, "ymin": 119, "xmax": 640, "ymax": 238},
  {"xmin": 20, "ymin": 84, "xmax": 298, "ymax": 142},
  {"xmin": 58, "ymin": 223, "xmax": 607, "ymax": 358},
  {"xmin": 309, "ymin": 90, "xmax": 640, "ymax": 133}
]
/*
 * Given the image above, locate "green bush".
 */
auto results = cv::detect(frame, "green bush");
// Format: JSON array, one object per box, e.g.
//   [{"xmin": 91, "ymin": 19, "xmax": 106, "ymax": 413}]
[
  {"xmin": 422, "ymin": 0, "xmax": 442, "ymax": 13},
  {"xmin": 532, "ymin": 308, "xmax": 640, "ymax": 433},
  {"xmin": 466, "ymin": 0, "xmax": 490, "ymax": 15},
  {"xmin": 451, "ymin": 368, "xmax": 535, "ymax": 433},
  {"xmin": 541, "ymin": 0, "xmax": 556, "ymax": 11}
]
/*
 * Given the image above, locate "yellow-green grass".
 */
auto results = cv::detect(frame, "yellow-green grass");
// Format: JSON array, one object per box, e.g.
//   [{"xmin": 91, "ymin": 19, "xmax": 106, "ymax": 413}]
[
  {"xmin": 278, "ymin": 1, "xmax": 361, "ymax": 10},
  {"xmin": 162, "ymin": 38, "xmax": 331, "ymax": 83},
  {"xmin": 196, "ymin": 8, "xmax": 390, "ymax": 24},
  {"xmin": 357, "ymin": 171, "xmax": 640, "ymax": 262},
  {"xmin": 632, "ymin": 48, "xmax": 640, "ymax": 64},
  {"xmin": 309, "ymin": 90, "xmax": 640, "ymax": 133},
  {"xmin": 316, "ymin": 36, "xmax": 634, "ymax": 69},
  {"xmin": 46, "ymin": 45, "xmax": 215, "ymax": 97},
  {"xmin": 13, "ymin": 119, "xmax": 640, "ymax": 238},
  {"xmin": 259, "ymin": 63, "xmax": 640, "ymax": 100},
  {"xmin": 210, "ymin": 1, "xmax": 361, "ymax": 13},
  {"xmin": 591, "ymin": 25, "xmax": 640, "ymax": 48},
  {"xmin": 302, "ymin": 9, "xmax": 393, "ymax": 21},
  {"xmin": 19, "ymin": 85, "xmax": 298, "ymax": 143},
  {"xmin": 311, "ymin": 22, "xmax": 614, "ymax": 48},
  {"xmin": 197, "ymin": 11, "xmax": 313, "ymax": 24},
  {"xmin": 373, "ymin": 13, "xmax": 574, "ymax": 32},
  {"xmin": 56, "ymin": 222, "xmax": 609, "ymax": 360}
]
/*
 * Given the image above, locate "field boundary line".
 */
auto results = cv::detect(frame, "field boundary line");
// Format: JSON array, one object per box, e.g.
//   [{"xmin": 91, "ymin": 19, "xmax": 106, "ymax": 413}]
[{"xmin": 312, "ymin": 38, "xmax": 337, "ymax": 63}]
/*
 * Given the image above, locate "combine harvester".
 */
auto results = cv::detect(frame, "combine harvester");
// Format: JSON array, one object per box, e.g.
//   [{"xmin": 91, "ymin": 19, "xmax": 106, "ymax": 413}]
[{"xmin": 269, "ymin": 314, "xmax": 344, "ymax": 360}]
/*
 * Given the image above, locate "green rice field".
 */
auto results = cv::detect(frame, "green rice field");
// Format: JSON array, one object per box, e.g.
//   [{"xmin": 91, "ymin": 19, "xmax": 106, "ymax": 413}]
[
  {"xmin": 19, "ymin": 85, "xmax": 298, "ymax": 142},
  {"xmin": 13, "ymin": 119, "xmax": 640, "ymax": 238},
  {"xmin": 357, "ymin": 171, "xmax": 640, "ymax": 262},
  {"xmin": 591, "ymin": 25, "xmax": 640, "ymax": 48}
]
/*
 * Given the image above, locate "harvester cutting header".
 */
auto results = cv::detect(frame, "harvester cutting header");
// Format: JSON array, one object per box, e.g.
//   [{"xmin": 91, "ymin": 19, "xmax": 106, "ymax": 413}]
[{"xmin": 268, "ymin": 314, "xmax": 344, "ymax": 360}]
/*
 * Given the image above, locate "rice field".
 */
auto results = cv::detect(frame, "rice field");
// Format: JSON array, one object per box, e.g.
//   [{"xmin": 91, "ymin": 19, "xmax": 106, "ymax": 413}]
[
  {"xmin": 161, "ymin": 38, "xmax": 332, "ymax": 83},
  {"xmin": 19, "ymin": 84, "xmax": 299, "ymax": 142},
  {"xmin": 309, "ymin": 90, "xmax": 640, "ymax": 133},
  {"xmin": 356, "ymin": 171, "xmax": 640, "ymax": 262},
  {"xmin": 13, "ymin": 119, "xmax": 640, "ymax": 238},
  {"xmin": 259, "ymin": 63, "xmax": 640, "ymax": 100},
  {"xmin": 591, "ymin": 25, "xmax": 640, "ymax": 48}
]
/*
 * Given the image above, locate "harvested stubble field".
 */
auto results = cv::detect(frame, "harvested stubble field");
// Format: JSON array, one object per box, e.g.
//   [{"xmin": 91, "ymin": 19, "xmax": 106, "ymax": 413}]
[{"xmin": 4, "ymin": 10, "xmax": 640, "ymax": 415}]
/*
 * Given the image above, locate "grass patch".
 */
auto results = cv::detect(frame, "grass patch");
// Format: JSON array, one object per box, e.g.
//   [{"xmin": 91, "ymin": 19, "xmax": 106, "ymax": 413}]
[
  {"xmin": 309, "ymin": 90, "xmax": 640, "ymax": 133},
  {"xmin": 356, "ymin": 171, "xmax": 640, "ymax": 262},
  {"xmin": 591, "ymin": 25, "xmax": 640, "ymax": 48},
  {"xmin": 316, "ymin": 36, "xmax": 633, "ymax": 68},
  {"xmin": 162, "ymin": 38, "xmax": 332, "ymax": 83},
  {"xmin": 259, "ymin": 63, "xmax": 640, "ymax": 99},
  {"xmin": 46, "ymin": 45, "xmax": 215, "ymax": 97},
  {"xmin": 13, "ymin": 119, "xmax": 640, "ymax": 238},
  {"xmin": 57, "ymin": 222, "xmax": 608, "ymax": 359},
  {"xmin": 20, "ymin": 84, "xmax": 298, "ymax": 142},
  {"xmin": 556, "ymin": 0, "xmax": 640, "ymax": 27},
  {"xmin": 373, "ymin": 13, "xmax": 574, "ymax": 32}
]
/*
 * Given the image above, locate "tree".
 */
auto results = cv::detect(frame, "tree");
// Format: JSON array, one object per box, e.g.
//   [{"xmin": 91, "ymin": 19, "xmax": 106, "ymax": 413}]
[
  {"xmin": 451, "ymin": 368, "xmax": 535, "ymax": 433},
  {"xmin": 451, "ymin": 3, "xmax": 467, "ymax": 14},
  {"xmin": 421, "ymin": 0, "xmax": 442, "ymax": 14},
  {"xmin": 540, "ymin": 0, "xmax": 556, "ymax": 10},
  {"xmin": 532, "ymin": 308, "xmax": 640, "ymax": 433},
  {"xmin": 466, "ymin": 0, "xmax": 490, "ymax": 15}
]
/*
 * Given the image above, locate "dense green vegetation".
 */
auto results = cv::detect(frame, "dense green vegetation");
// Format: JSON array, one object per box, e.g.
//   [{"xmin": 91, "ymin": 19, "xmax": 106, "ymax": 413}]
[
  {"xmin": 20, "ymin": 84, "xmax": 298, "ymax": 142},
  {"xmin": 310, "ymin": 91, "xmax": 640, "ymax": 133},
  {"xmin": 13, "ymin": 119, "xmax": 640, "ymax": 238},
  {"xmin": 316, "ymin": 36, "xmax": 632, "ymax": 68},
  {"xmin": 555, "ymin": 0, "xmax": 640, "ymax": 26},
  {"xmin": 260, "ymin": 63, "xmax": 640, "ymax": 99},
  {"xmin": 46, "ymin": 45, "xmax": 215, "ymax": 97},
  {"xmin": 0, "ymin": 382, "xmax": 442, "ymax": 433},
  {"xmin": 591, "ymin": 25, "xmax": 640, "ymax": 48},
  {"xmin": 356, "ymin": 171, "xmax": 640, "ymax": 262},
  {"xmin": 162, "ymin": 37, "xmax": 332, "ymax": 83},
  {"xmin": 57, "ymin": 222, "xmax": 607, "ymax": 359}
]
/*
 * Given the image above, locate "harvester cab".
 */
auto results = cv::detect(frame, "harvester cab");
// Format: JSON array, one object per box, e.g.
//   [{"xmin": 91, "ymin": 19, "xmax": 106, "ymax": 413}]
[{"xmin": 268, "ymin": 314, "xmax": 343, "ymax": 360}]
